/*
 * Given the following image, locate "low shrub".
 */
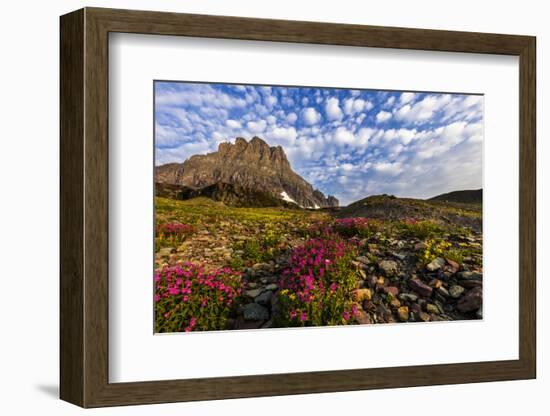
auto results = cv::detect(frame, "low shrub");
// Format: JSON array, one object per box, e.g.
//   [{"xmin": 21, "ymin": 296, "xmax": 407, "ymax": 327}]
[
  {"xmin": 276, "ymin": 238, "xmax": 359, "ymax": 327},
  {"xmin": 396, "ymin": 219, "xmax": 443, "ymax": 239},
  {"xmin": 333, "ymin": 217, "xmax": 379, "ymax": 238},
  {"xmin": 233, "ymin": 235, "xmax": 282, "ymax": 265},
  {"xmin": 156, "ymin": 221, "xmax": 195, "ymax": 248},
  {"xmin": 154, "ymin": 263, "xmax": 244, "ymax": 332},
  {"xmin": 305, "ymin": 221, "xmax": 334, "ymax": 238},
  {"xmin": 420, "ymin": 238, "xmax": 453, "ymax": 264}
]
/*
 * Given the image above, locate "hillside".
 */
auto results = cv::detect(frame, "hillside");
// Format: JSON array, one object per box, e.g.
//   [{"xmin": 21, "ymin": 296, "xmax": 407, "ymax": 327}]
[
  {"xmin": 338, "ymin": 194, "xmax": 482, "ymax": 232},
  {"xmin": 429, "ymin": 189, "xmax": 482, "ymax": 204},
  {"xmin": 155, "ymin": 181, "xmax": 298, "ymax": 208}
]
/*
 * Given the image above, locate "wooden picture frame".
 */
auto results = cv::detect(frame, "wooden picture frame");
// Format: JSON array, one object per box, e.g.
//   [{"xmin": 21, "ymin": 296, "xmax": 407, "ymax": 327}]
[{"xmin": 60, "ymin": 7, "xmax": 536, "ymax": 408}]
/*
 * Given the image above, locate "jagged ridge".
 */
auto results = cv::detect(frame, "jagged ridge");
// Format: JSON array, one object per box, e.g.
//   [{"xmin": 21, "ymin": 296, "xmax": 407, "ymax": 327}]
[{"xmin": 155, "ymin": 136, "xmax": 338, "ymax": 208}]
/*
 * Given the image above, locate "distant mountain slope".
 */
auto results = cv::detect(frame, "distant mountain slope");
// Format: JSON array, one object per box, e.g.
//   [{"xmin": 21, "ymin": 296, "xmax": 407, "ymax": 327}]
[
  {"xmin": 155, "ymin": 181, "xmax": 299, "ymax": 208},
  {"xmin": 155, "ymin": 136, "xmax": 338, "ymax": 209},
  {"xmin": 338, "ymin": 194, "xmax": 482, "ymax": 231},
  {"xmin": 429, "ymin": 189, "xmax": 482, "ymax": 204}
]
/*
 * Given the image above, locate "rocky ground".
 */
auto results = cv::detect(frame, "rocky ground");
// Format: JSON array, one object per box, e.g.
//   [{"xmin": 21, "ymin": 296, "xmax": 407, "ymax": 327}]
[{"xmin": 155, "ymin": 196, "xmax": 483, "ymax": 330}]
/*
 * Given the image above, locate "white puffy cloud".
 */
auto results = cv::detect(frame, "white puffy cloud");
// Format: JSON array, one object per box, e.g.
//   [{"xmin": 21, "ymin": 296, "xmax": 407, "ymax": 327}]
[
  {"xmin": 376, "ymin": 110, "xmax": 392, "ymax": 123},
  {"xmin": 156, "ymin": 85, "xmax": 247, "ymax": 109},
  {"xmin": 266, "ymin": 126, "xmax": 297, "ymax": 144},
  {"xmin": 281, "ymin": 97, "xmax": 295, "ymax": 107},
  {"xmin": 395, "ymin": 94, "xmax": 452, "ymax": 123},
  {"xmin": 246, "ymin": 120, "xmax": 267, "ymax": 133},
  {"xmin": 267, "ymin": 115, "xmax": 277, "ymax": 125},
  {"xmin": 373, "ymin": 161, "xmax": 403, "ymax": 176},
  {"xmin": 343, "ymin": 98, "xmax": 374, "ymax": 115},
  {"xmin": 400, "ymin": 92, "xmax": 416, "ymax": 104},
  {"xmin": 302, "ymin": 107, "xmax": 321, "ymax": 125},
  {"xmin": 286, "ymin": 112, "xmax": 298, "ymax": 124},
  {"xmin": 265, "ymin": 95, "xmax": 278, "ymax": 107},
  {"xmin": 225, "ymin": 119, "xmax": 242, "ymax": 129},
  {"xmin": 333, "ymin": 127, "xmax": 355, "ymax": 145},
  {"xmin": 325, "ymin": 97, "xmax": 343, "ymax": 121},
  {"xmin": 357, "ymin": 128, "xmax": 374, "ymax": 147}
]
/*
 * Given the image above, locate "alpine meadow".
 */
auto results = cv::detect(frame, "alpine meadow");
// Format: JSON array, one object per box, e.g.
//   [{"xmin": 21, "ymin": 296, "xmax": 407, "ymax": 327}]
[{"xmin": 153, "ymin": 81, "xmax": 483, "ymax": 333}]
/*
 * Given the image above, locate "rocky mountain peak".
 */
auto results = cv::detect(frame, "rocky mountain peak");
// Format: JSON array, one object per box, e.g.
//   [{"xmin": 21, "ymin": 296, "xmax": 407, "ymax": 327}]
[{"xmin": 155, "ymin": 137, "xmax": 338, "ymax": 209}]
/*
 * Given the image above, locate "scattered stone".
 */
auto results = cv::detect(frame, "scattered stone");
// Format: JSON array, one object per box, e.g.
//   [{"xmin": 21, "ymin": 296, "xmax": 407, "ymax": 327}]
[
  {"xmin": 437, "ymin": 287, "xmax": 450, "ymax": 298},
  {"xmin": 409, "ymin": 279, "xmax": 433, "ymax": 297},
  {"xmin": 398, "ymin": 271, "xmax": 408, "ymax": 280},
  {"xmin": 399, "ymin": 293, "xmax": 418, "ymax": 303},
  {"xmin": 376, "ymin": 276, "xmax": 385, "ymax": 286},
  {"xmin": 445, "ymin": 258, "xmax": 460, "ymax": 273},
  {"xmin": 457, "ymin": 287, "xmax": 482, "ymax": 313},
  {"xmin": 409, "ymin": 303, "xmax": 422, "ymax": 315},
  {"xmin": 377, "ymin": 303, "xmax": 393, "ymax": 322},
  {"xmin": 418, "ymin": 312, "xmax": 431, "ymax": 322},
  {"xmin": 355, "ymin": 310, "xmax": 372, "ymax": 325},
  {"xmin": 429, "ymin": 279, "xmax": 443, "ymax": 289},
  {"xmin": 355, "ymin": 288, "xmax": 373, "ymax": 302},
  {"xmin": 265, "ymin": 275, "xmax": 279, "ymax": 284},
  {"xmin": 254, "ymin": 290, "xmax": 273, "ymax": 306},
  {"xmin": 366, "ymin": 275, "xmax": 378, "ymax": 288},
  {"xmin": 261, "ymin": 319, "xmax": 274, "ymax": 329},
  {"xmin": 157, "ymin": 247, "xmax": 175, "ymax": 257},
  {"xmin": 383, "ymin": 286, "xmax": 399, "ymax": 297},
  {"xmin": 356, "ymin": 256, "xmax": 370, "ymax": 265},
  {"xmin": 242, "ymin": 303, "xmax": 269, "ymax": 321},
  {"xmin": 397, "ymin": 306, "xmax": 409, "ymax": 322},
  {"xmin": 264, "ymin": 283, "xmax": 278, "ymax": 291},
  {"xmin": 434, "ymin": 300, "xmax": 445, "ymax": 314},
  {"xmin": 244, "ymin": 288, "xmax": 263, "ymax": 298},
  {"xmin": 458, "ymin": 271, "xmax": 482, "ymax": 281},
  {"xmin": 426, "ymin": 304, "xmax": 440, "ymax": 315},
  {"xmin": 426, "ymin": 257, "xmax": 446, "ymax": 272},
  {"xmin": 363, "ymin": 300, "xmax": 377, "ymax": 313},
  {"xmin": 414, "ymin": 242, "xmax": 427, "ymax": 251},
  {"xmin": 449, "ymin": 285, "xmax": 466, "ymax": 299},
  {"xmin": 392, "ymin": 252, "xmax": 407, "ymax": 261},
  {"xmin": 176, "ymin": 242, "xmax": 190, "ymax": 252},
  {"xmin": 378, "ymin": 259, "xmax": 399, "ymax": 276},
  {"xmin": 235, "ymin": 317, "xmax": 264, "ymax": 330},
  {"xmin": 434, "ymin": 292, "xmax": 447, "ymax": 304},
  {"xmin": 461, "ymin": 280, "xmax": 483, "ymax": 289},
  {"xmin": 390, "ymin": 298, "xmax": 401, "ymax": 309}
]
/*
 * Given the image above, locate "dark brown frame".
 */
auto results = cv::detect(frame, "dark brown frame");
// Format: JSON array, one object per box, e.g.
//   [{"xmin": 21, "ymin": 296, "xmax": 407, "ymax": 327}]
[{"xmin": 60, "ymin": 7, "xmax": 536, "ymax": 408}]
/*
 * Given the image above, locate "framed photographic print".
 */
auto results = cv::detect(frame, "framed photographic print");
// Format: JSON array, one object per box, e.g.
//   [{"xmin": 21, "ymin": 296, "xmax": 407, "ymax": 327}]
[{"xmin": 60, "ymin": 7, "xmax": 536, "ymax": 408}]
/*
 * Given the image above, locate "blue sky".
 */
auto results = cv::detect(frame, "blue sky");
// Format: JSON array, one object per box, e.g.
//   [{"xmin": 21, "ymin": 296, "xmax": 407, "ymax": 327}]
[{"xmin": 155, "ymin": 81, "xmax": 483, "ymax": 205}]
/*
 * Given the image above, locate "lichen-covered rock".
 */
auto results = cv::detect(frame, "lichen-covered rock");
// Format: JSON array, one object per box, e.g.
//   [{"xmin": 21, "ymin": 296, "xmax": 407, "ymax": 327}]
[{"xmin": 457, "ymin": 287, "xmax": 482, "ymax": 313}]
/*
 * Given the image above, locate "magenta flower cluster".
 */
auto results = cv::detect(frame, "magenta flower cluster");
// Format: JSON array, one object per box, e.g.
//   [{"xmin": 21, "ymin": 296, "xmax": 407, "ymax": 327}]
[
  {"xmin": 333, "ymin": 217, "xmax": 378, "ymax": 238},
  {"xmin": 306, "ymin": 221, "xmax": 334, "ymax": 237},
  {"xmin": 334, "ymin": 217, "xmax": 370, "ymax": 229},
  {"xmin": 277, "ymin": 238, "xmax": 359, "ymax": 327},
  {"xmin": 157, "ymin": 221, "xmax": 195, "ymax": 237},
  {"xmin": 154, "ymin": 262, "xmax": 243, "ymax": 332}
]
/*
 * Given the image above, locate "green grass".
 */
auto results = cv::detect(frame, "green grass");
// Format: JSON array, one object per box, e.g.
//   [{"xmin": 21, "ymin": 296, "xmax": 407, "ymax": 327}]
[{"xmin": 156, "ymin": 196, "xmax": 327, "ymax": 225}]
